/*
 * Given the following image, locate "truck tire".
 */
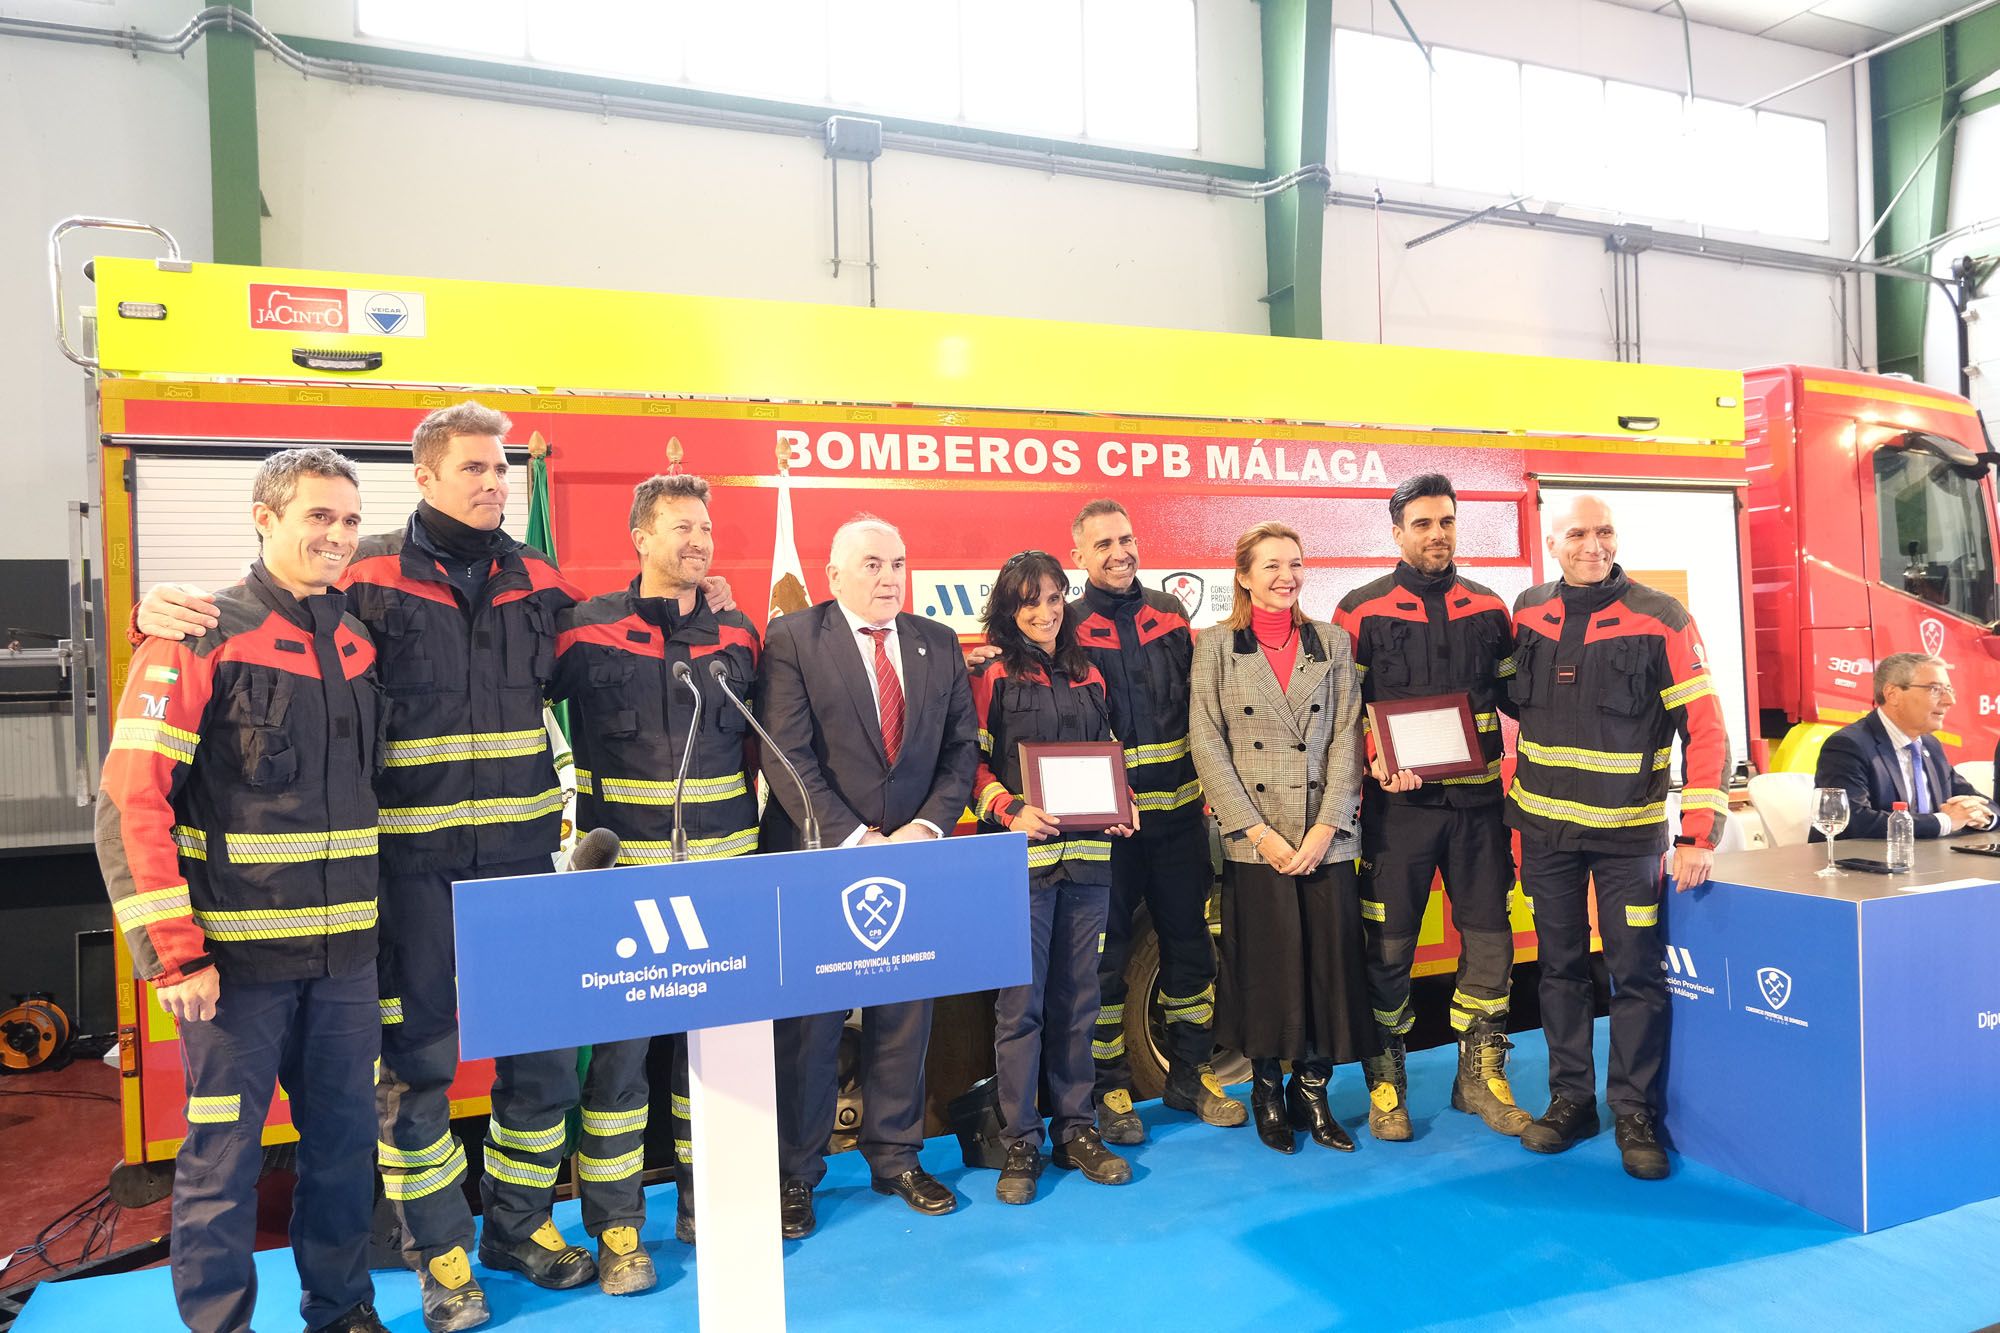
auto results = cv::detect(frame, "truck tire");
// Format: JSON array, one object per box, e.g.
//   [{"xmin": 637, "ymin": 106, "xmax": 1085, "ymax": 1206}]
[{"xmin": 1120, "ymin": 907, "xmax": 1250, "ymax": 1100}]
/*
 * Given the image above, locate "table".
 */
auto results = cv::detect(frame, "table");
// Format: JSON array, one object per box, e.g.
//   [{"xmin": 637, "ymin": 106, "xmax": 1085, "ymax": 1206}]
[{"xmin": 1660, "ymin": 838, "xmax": 2000, "ymax": 1231}]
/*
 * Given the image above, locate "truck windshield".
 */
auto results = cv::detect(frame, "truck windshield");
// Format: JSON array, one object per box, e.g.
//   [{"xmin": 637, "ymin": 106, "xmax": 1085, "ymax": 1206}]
[{"xmin": 1874, "ymin": 447, "xmax": 1997, "ymax": 624}]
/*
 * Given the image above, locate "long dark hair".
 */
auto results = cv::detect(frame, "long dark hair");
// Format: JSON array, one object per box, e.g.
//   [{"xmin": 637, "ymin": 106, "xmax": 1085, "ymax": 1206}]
[{"xmin": 981, "ymin": 550, "xmax": 1089, "ymax": 680}]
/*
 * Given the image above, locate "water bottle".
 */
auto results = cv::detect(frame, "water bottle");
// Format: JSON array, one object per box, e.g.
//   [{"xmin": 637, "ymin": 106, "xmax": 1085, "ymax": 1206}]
[{"xmin": 1887, "ymin": 801, "xmax": 1915, "ymax": 872}]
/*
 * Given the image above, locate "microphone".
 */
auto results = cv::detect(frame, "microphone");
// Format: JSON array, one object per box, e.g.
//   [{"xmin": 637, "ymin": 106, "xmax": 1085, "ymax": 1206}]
[
  {"xmin": 710, "ymin": 657, "xmax": 821, "ymax": 850},
  {"xmin": 566, "ymin": 826, "xmax": 622, "ymax": 872},
  {"xmin": 670, "ymin": 660, "xmax": 703, "ymax": 863}
]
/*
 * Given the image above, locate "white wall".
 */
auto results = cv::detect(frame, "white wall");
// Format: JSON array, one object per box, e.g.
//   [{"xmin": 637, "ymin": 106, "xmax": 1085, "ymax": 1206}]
[
  {"xmin": 1922, "ymin": 73, "xmax": 2000, "ymax": 403},
  {"xmin": 1324, "ymin": 0, "xmax": 1865, "ymax": 369},
  {"xmin": 2, "ymin": 0, "xmax": 212, "ymax": 562}
]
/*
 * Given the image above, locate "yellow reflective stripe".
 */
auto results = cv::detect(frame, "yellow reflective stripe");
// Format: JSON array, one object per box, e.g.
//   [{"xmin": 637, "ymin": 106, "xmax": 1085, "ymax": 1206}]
[
  {"xmin": 488, "ymin": 1118, "xmax": 566, "ymax": 1153},
  {"xmin": 1661, "ymin": 673, "xmax": 1716, "ymax": 710},
  {"xmin": 379, "ymin": 789, "xmax": 565, "ymax": 835},
  {"xmin": 1026, "ymin": 837, "xmax": 1112, "ymax": 869},
  {"xmin": 193, "ymin": 900, "xmax": 378, "ymax": 941},
  {"xmin": 1123, "ymin": 735, "xmax": 1190, "ymax": 767},
  {"xmin": 977, "ymin": 781, "xmax": 1013, "ymax": 821},
  {"xmin": 576, "ymin": 1147, "xmax": 645, "ymax": 1182},
  {"xmin": 379, "ymin": 997, "xmax": 404, "ymax": 1025},
  {"xmin": 378, "ymin": 1132, "xmax": 456, "ymax": 1170},
  {"xmin": 222, "ymin": 826, "xmax": 378, "ymax": 864},
  {"xmin": 483, "ymin": 1147, "xmax": 560, "ymax": 1188},
  {"xmin": 1096, "ymin": 1003, "xmax": 1126, "ymax": 1023},
  {"xmin": 1680, "ymin": 787, "xmax": 1729, "ymax": 814},
  {"xmin": 1360, "ymin": 899, "xmax": 1387, "ymax": 922},
  {"xmin": 1452, "ymin": 989, "xmax": 1509, "ymax": 1014},
  {"xmin": 1475, "ymin": 711, "xmax": 1500, "ymax": 733},
  {"xmin": 1355, "ymin": 662, "xmax": 1371, "ymax": 676},
  {"xmin": 1438, "ymin": 757, "xmax": 1504, "ymax": 786},
  {"xmin": 1625, "ymin": 903, "xmax": 1660, "ymax": 927},
  {"xmin": 381, "ymin": 1142, "xmax": 468, "ymax": 1199},
  {"xmin": 1519, "ymin": 740, "xmax": 1667, "ymax": 776},
  {"xmin": 581, "ymin": 1105, "xmax": 649, "ymax": 1136},
  {"xmin": 588, "ymin": 771, "xmax": 750, "ymax": 806},
  {"xmin": 186, "ymin": 1093, "xmax": 240, "ymax": 1124},
  {"xmin": 1092, "ymin": 1035, "xmax": 1125, "ymax": 1058},
  {"xmin": 111, "ymin": 718, "xmax": 200, "ymax": 763},
  {"xmin": 1449, "ymin": 1009, "xmax": 1474, "ymax": 1031},
  {"xmin": 669, "ymin": 1093, "xmax": 692, "ymax": 1118},
  {"xmin": 172, "ymin": 825, "xmax": 209, "ymax": 861},
  {"xmin": 1495, "ymin": 655, "xmax": 1518, "ymax": 679},
  {"xmin": 1132, "ymin": 778, "xmax": 1203, "ymax": 812},
  {"xmin": 1509, "ymin": 783, "xmax": 1666, "ymax": 830},
  {"xmin": 381, "ymin": 728, "xmax": 549, "ymax": 767},
  {"xmin": 616, "ymin": 827, "xmax": 759, "ymax": 863},
  {"xmin": 1372, "ymin": 1004, "xmax": 1411, "ymax": 1029},
  {"xmin": 114, "ymin": 884, "xmax": 192, "ymax": 932},
  {"xmin": 977, "ymin": 728, "xmax": 995, "ymax": 754},
  {"xmin": 674, "ymin": 1139, "xmax": 694, "ymax": 1164},
  {"xmin": 1162, "ymin": 985, "xmax": 1215, "ymax": 1025}
]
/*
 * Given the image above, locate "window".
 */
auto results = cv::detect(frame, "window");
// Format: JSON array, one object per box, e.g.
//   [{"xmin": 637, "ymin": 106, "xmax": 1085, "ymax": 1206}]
[
  {"xmin": 1331, "ymin": 28, "xmax": 1832, "ymax": 243},
  {"xmin": 354, "ymin": 0, "xmax": 1200, "ymax": 151},
  {"xmin": 1874, "ymin": 444, "xmax": 1996, "ymax": 625}
]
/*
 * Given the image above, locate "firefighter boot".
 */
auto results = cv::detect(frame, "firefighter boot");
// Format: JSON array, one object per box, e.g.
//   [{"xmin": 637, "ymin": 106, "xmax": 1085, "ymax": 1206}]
[
  {"xmin": 1162, "ymin": 1063, "xmax": 1248, "ymax": 1128},
  {"xmin": 1361, "ymin": 1031, "xmax": 1412, "ymax": 1142},
  {"xmin": 417, "ymin": 1247, "xmax": 489, "ymax": 1333},
  {"xmin": 1452, "ymin": 1019, "xmax": 1533, "ymax": 1137},
  {"xmin": 1095, "ymin": 1088, "xmax": 1145, "ymax": 1146},
  {"xmin": 478, "ymin": 1219, "xmax": 597, "ymax": 1290},
  {"xmin": 595, "ymin": 1226, "xmax": 657, "ymax": 1296}
]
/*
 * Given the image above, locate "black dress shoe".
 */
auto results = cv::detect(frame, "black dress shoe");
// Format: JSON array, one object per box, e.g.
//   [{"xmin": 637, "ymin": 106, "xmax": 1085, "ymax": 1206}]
[
  {"xmin": 996, "ymin": 1140, "xmax": 1042, "ymax": 1205},
  {"xmin": 1251, "ymin": 1061, "xmax": 1296, "ymax": 1155},
  {"xmin": 1520, "ymin": 1094, "xmax": 1601, "ymax": 1155},
  {"xmin": 1615, "ymin": 1110, "xmax": 1670, "ymax": 1180},
  {"xmin": 1285, "ymin": 1072, "xmax": 1357, "ymax": 1152},
  {"xmin": 779, "ymin": 1179, "xmax": 816, "ymax": 1239},
  {"xmin": 313, "ymin": 1302, "xmax": 389, "ymax": 1333},
  {"xmin": 1052, "ymin": 1126, "xmax": 1131, "ymax": 1185},
  {"xmin": 871, "ymin": 1167, "xmax": 957, "ymax": 1215}
]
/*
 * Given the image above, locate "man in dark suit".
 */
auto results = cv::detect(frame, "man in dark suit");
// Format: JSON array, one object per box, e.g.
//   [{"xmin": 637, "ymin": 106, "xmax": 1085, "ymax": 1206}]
[
  {"xmin": 1813, "ymin": 652, "xmax": 1995, "ymax": 841},
  {"xmin": 757, "ymin": 515, "xmax": 980, "ymax": 1239}
]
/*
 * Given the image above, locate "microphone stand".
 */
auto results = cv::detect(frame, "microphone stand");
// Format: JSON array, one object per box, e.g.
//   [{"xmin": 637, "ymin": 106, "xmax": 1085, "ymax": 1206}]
[
  {"xmin": 670, "ymin": 660, "xmax": 703, "ymax": 863},
  {"xmin": 709, "ymin": 658, "xmax": 821, "ymax": 850}
]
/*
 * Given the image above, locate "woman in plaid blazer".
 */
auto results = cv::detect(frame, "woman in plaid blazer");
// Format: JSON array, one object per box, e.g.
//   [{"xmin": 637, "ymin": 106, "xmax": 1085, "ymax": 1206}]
[{"xmin": 1189, "ymin": 521, "xmax": 1375, "ymax": 1155}]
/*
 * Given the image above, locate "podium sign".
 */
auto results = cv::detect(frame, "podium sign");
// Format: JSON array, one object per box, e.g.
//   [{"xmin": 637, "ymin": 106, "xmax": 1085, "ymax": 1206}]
[{"xmin": 453, "ymin": 834, "xmax": 1032, "ymax": 1060}]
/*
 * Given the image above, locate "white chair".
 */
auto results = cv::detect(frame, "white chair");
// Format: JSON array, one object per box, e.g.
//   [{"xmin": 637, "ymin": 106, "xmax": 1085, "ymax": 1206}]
[
  {"xmin": 1747, "ymin": 771, "xmax": 1817, "ymax": 847},
  {"xmin": 1665, "ymin": 790, "xmax": 1751, "ymax": 852},
  {"xmin": 1954, "ymin": 760, "xmax": 1995, "ymax": 801}
]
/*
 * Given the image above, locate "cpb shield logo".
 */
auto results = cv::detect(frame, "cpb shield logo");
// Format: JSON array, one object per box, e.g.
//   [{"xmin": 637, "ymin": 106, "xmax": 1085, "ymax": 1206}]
[
  {"xmin": 1757, "ymin": 967, "xmax": 1793, "ymax": 1010},
  {"xmin": 1920, "ymin": 616, "xmax": 1947, "ymax": 658},
  {"xmin": 1163, "ymin": 571, "xmax": 1205, "ymax": 620},
  {"xmin": 842, "ymin": 876, "xmax": 906, "ymax": 952}
]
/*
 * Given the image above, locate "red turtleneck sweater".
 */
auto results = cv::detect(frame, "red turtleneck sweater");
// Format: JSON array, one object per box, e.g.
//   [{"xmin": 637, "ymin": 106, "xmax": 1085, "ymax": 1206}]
[{"xmin": 1252, "ymin": 605, "xmax": 1299, "ymax": 692}]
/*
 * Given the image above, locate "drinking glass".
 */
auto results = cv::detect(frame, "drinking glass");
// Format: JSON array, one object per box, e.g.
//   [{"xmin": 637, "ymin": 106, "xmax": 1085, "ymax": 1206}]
[{"xmin": 1812, "ymin": 786, "xmax": 1850, "ymax": 877}]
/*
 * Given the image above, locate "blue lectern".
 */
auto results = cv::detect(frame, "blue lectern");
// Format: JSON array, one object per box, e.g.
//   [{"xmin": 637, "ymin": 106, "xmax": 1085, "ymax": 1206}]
[
  {"xmin": 454, "ymin": 834, "xmax": 1031, "ymax": 1331},
  {"xmin": 1660, "ymin": 838, "xmax": 2000, "ymax": 1231}
]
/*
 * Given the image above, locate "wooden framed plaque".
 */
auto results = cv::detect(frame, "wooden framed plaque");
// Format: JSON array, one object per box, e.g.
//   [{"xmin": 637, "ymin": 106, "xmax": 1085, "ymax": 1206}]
[
  {"xmin": 1365, "ymin": 691, "xmax": 1488, "ymax": 780},
  {"xmin": 1018, "ymin": 740, "xmax": 1134, "ymax": 831}
]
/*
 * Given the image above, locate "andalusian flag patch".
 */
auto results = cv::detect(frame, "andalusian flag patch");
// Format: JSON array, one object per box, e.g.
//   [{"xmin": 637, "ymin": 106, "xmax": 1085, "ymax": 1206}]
[{"xmin": 145, "ymin": 666, "xmax": 180, "ymax": 684}]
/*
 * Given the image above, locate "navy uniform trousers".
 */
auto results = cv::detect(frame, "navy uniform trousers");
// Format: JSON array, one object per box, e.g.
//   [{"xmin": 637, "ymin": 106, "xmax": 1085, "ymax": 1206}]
[
  {"xmin": 1521, "ymin": 839, "xmax": 1669, "ymax": 1116},
  {"xmin": 997, "ymin": 866, "xmax": 1112, "ymax": 1149},
  {"xmin": 174, "ymin": 966, "xmax": 378, "ymax": 1333},
  {"xmin": 1093, "ymin": 812, "xmax": 1215, "ymax": 1092},
  {"xmin": 375, "ymin": 858, "xmax": 583, "ymax": 1260}
]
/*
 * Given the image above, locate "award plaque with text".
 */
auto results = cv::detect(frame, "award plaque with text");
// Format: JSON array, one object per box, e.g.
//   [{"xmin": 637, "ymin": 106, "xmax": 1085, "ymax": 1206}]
[
  {"xmin": 1366, "ymin": 691, "xmax": 1488, "ymax": 780},
  {"xmin": 1019, "ymin": 740, "xmax": 1134, "ymax": 831}
]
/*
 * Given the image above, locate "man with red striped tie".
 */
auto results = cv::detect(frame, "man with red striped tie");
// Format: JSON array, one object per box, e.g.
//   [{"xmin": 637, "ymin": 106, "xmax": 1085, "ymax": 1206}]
[{"xmin": 756, "ymin": 515, "xmax": 981, "ymax": 1240}]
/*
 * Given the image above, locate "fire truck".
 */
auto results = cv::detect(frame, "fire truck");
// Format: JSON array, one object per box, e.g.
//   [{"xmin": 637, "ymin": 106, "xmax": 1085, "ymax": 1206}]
[{"xmin": 51, "ymin": 221, "xmax": 1996, "ymax": 1178}]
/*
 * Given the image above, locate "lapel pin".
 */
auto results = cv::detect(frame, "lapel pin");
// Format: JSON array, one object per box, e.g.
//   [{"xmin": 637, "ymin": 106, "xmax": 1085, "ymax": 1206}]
[{"xmin": 917, "ymin": 645, "xmax": 927, "ymax": 656}]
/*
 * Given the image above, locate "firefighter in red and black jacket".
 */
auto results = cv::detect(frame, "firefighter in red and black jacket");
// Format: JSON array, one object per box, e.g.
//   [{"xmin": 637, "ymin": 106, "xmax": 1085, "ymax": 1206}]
[
  {"xmin": 545, "ymin": 474, "xmax": 761, "ymax": 1289},
  {"xmin": 140, "ymin": 404, "xmax": 585, "ymax": 1331},
  {"xmin": 1508, "ymin": 493, "xmax": 1728, "ymax": 1182},
  {"xmin": 1068, "ymin": 501, "xmax": 1246, "ymax": 1141},
  {"xmin": 969, "ymin": 549, "xmax": 1135, "ymax": 1205},
  {"xmin": 99, "ymin": 450, "xmax": 386, "ymax": 1333},
  {"xmin": 1333, "ymin": 474, "xmax": 1529, "ymax": 1146}
]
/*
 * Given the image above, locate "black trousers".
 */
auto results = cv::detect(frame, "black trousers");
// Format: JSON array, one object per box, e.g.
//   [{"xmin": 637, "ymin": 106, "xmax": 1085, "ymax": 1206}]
[
  {"xmin": 774, "ymin": 1000, "xmax": 932, "ymax": 1187},
  {"xmin": 1360, "ymin": 799, "xmax": 1516, "ymax": 1037},
  {"xmin": 1093, "ymin": 814, "xmax": 1215, "ymax": 1093},
  {"xmin": 996, "ymin": 877, "xmax": 1110, "ymax": 1148},
  {"xmin": 1521, "ymin": 839, "xmax": 1668, "ymax": 1116},
  {"xmin": 174, "ymin": 967, "xmax": 378, "ymax": 1333}
]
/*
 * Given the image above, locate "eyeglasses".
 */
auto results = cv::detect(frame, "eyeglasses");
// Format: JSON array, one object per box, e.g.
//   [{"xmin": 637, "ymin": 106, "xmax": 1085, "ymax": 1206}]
[{"xmin": 1896, "ymin": 681, "xmax": 1956, "ymax": 700}]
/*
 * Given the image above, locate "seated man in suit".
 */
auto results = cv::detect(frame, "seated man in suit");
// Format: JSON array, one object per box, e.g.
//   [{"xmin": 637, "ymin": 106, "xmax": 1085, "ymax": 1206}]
[
  {"xmin": 757, "ymin": 515, "xmax": 980, "ymax": 1239},
  {"xmin": 1813, "ymin": 651, "xmax": 1995, "ymax": 840}
]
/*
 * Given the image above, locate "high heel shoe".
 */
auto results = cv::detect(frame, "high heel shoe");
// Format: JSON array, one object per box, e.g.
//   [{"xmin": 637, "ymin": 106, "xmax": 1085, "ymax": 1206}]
[
  {"xmin": 1286, "ymin": 1065, "xmax": 1357, "ymax": 1152},
  {"xmin": 1251, "ymin": 1060, "xmax": 1296, "ymax": 1155}
]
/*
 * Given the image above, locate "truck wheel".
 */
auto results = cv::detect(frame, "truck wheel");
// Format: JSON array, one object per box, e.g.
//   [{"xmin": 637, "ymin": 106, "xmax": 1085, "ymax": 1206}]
[{"xmin": 1122, "ymin": 912, "xmax": 1250, "ymax": 1101}]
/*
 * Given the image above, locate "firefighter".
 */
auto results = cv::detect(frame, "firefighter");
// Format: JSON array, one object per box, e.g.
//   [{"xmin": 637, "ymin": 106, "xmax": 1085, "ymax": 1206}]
[
  {"xmin": 970, "ymin": 500, "xmax": 1243, "ymax": 1142},
  {"xmin": 98, "ymin": 449, "xmax": 386, "ymax": 1333},
  {"xmin": 1334, "ymin": 473, "xmax": 1527, "ymax": 1142},
  {"xmin": 969, "ymin": 549, "xmax": 1135, "ymax": 1203},
  {"xmin": 1508, "ymin": 492, "xmax": 1726, "ymax": 1180},
  {"xmin": 546, "ymin": 473, "xmax": 762, "ymax": 1287}
]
